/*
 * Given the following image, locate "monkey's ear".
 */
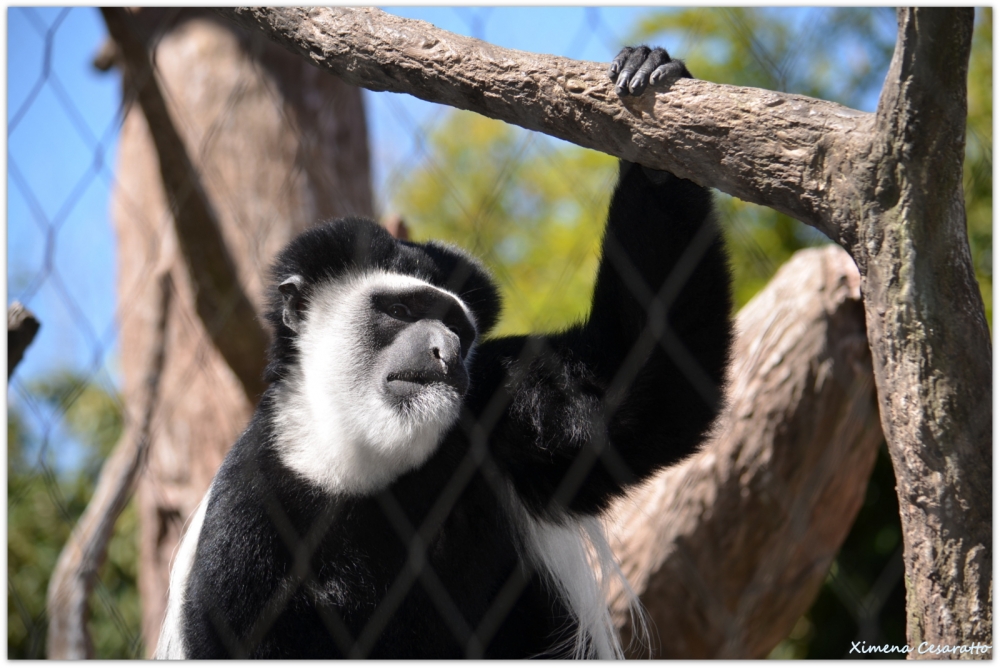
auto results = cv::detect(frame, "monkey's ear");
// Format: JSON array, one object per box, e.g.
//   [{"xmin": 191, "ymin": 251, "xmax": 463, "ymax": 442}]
[{"xmin": 279, "ymin": 275, "xmax": 305, "ymax": 333}]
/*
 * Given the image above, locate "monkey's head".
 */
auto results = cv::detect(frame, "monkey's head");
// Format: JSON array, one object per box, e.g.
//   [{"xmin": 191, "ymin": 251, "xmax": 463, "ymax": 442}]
[{"xmin": 264, "ymin": 218, "xmax": 501, "ymax": 495}]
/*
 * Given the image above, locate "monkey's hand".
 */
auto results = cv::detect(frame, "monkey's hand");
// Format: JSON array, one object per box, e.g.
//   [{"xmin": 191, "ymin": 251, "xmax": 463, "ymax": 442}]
[{"xmin": 608, "ymin": 45, "xmax": 691, "ymax": 97}]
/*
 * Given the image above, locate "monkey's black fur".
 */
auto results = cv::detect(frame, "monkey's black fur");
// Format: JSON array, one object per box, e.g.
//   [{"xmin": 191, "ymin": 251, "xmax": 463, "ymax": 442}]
[{"xmin": 174, "ymin": 47, "xmax": 733, "ymax": 659}]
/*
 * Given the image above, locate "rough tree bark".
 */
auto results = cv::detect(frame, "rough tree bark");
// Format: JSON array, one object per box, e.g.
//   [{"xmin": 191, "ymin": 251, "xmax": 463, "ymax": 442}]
[
  {"xmin": 97, "ymin": 8, "xmax": 373, "ymax": 654},
  {"xmin": 858, "ymin": 11, "xmax": 991, "ymax": 655},
  {"xmin": 219, "ymin": 7, "xmax": 867, "ymax": 244},
  {"xmin": 219, "ymin": 7, "xmax": 992, "ymax": 656},
  {"xmin": 606, "ymin": 246, "xmax": 881, "ymax": 658}
]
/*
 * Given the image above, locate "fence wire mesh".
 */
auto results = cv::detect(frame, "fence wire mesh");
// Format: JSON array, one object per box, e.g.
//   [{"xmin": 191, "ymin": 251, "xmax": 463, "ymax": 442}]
[{"xmin": 9, "ymin": 5, "xmax": 986, "ymax": 661}]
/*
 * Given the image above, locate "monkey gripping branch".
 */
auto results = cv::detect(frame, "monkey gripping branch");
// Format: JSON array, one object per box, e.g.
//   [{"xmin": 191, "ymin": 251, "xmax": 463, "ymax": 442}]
[{"xmin": 217, "ymin": 7, "xmax": 990, "ymax": 657}]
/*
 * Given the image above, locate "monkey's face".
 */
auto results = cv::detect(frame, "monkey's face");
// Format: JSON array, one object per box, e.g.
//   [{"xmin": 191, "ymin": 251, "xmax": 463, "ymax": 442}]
[
  {"xmin": 272, "ymin": 270, "xmax": 478, "ymax": 495},
  {"xmin": 368, "ymin": 284, "xmax": 476, "ymax": 405}
]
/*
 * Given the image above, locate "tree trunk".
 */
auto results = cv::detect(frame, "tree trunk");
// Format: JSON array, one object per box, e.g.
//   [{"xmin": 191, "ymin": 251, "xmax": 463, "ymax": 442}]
[
  {"xmin": 216, "ymin": 7, "xmax": 992, "ymax": 655},
  {"xmin": 107, "ymin": 8, "xmax": 372, "ymax": 654},
  {"xmin": 855, "ymin": 9, "xmax": 991, "ymax": 656},
  {"xmin": 606, "ymin": 245, "xmax": 881, "ymax": 658}
]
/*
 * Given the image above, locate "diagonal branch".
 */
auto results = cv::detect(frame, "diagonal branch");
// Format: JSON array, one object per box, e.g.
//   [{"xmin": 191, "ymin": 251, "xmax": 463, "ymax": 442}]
[
  {"xmin": 102, "ymin": 7, "xmax": 269, "ymax": 401},
  {"xmin": 216, "ymin": 7, "xmax": 872, "ymax": 245},
  {"xmin": 47, "ymin": 274, "xmax": 173, "ymax": 659}
]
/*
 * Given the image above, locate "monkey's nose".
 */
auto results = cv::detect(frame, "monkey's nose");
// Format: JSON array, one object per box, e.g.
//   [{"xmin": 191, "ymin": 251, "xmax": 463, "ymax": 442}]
[{"xmin": 384, "ymin": 320, "xmax": 469, "ymax": 397}]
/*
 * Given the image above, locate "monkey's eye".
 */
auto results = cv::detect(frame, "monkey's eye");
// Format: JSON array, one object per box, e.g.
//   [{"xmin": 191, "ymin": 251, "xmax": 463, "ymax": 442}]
[{"xmin": 387, "ymin": 303, "xmax": 412, "ymax": 320}]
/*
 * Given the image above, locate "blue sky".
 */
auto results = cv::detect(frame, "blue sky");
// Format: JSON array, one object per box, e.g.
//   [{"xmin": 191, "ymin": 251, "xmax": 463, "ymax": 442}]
[{"xmin": 9, "ymin": 7, "xmax": 122, "ymax": 381}]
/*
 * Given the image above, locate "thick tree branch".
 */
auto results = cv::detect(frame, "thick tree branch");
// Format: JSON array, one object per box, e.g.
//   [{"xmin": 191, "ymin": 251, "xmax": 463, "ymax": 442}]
[
  {"xmin": 216, "ymin": 7, "xmax": 872, "ymax": 245},
  {"xmin": 102, "ymin": 8, "xmax": 269, "ymax": 401},
  {"xmin": 8, "ymin": 302, "xmax": 40, "ymax": 379},
  {"xmin": 607, "ymin": 246, "xmax": 881, "ymax": 658}
]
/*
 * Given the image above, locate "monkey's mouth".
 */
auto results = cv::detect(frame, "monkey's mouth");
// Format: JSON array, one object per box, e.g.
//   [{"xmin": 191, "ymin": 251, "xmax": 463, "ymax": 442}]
[{"xmin": 385, "ymin": 369, "xmax": 468, "ymax": 398}]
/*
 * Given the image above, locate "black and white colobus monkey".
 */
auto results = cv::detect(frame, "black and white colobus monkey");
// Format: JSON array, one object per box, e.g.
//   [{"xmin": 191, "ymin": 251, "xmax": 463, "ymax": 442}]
[{"xmin": 156, "ymin": 46, "xmax": 732, "ymax": 659}]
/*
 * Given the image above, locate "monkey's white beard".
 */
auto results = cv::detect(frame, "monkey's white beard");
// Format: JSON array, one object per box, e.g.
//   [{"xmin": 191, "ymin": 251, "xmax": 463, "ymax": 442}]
[{"xmin": 271, "ymin": 272, "xmax": 470, "ymax": 496}]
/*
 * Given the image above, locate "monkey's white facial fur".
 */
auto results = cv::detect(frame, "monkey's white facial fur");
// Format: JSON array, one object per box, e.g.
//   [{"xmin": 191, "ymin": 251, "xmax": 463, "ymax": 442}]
[{"xmin": 272, "ymin": 271, "xmax": 478, "ymax": 496}]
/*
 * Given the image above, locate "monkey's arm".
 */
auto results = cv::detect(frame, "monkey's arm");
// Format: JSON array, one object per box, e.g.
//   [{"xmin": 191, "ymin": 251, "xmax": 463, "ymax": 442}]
[{"xmin": 468, "ymin": 48, "xmax": 733, "ymax": 517}]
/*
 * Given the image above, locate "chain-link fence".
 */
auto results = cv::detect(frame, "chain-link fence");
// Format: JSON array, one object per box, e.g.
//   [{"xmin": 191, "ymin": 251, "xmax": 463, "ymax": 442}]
[{"xmin": 11, "ymin": 6, "xmax": 988, "ymax": 660}]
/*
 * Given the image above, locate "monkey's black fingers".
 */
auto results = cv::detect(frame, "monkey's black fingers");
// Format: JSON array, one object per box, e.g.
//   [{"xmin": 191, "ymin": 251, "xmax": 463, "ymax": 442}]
[
  {"xmin": 611, "ymin": 46, "xmax": 689, "ymax": 97},
  {"xmin": 648, "ymin": 59, "xmax": 691, "ymax": 86},
  {"xmin": 626, "ymin": 46, "xmax": 672, "ymax": 96},
  {"xmin": 607, "ymin": 47, "xmax": 633, "ymax": 80},
  {"xmin": 611, "ymin": 45, "xmax": 650, "ymax": 96}
]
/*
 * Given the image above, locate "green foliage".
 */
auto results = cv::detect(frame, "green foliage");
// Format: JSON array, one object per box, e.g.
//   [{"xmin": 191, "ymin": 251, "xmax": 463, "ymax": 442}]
[
  {"xmin": 965, "ymin": 8, "xmax": 992, "ymax": 327},
  {"xmin": 715, "ymin": 197, "xmax": 828, "ymax": 310},
  {"xmin": 7, "ymin": 373, "xmax": 143, "ymax": 659},
  {"xmin": 632, "ymin": 8, "xmax": 896, "ymax": 109}
]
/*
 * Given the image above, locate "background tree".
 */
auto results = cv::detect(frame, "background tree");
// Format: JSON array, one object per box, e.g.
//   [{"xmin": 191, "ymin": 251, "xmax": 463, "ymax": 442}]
[{"xmin": 106, "ymin": 9, "xmax": 373, "ymax": 654}]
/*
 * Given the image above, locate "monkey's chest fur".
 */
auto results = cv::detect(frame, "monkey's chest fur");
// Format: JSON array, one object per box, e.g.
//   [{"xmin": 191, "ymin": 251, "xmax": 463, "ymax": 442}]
[{"xmin": 180, "ymin": 419, "xmax": 579, "ymax": 659}]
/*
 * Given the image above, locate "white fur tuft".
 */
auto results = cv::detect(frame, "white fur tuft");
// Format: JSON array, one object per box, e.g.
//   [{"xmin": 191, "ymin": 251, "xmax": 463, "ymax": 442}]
[
  {"xmin": 155, "ymin": 485, "xmax": 214, "ymax": 659},
  {"xmin": 507, "ymin": 490, "xmax": 644, "ymax": 659}
]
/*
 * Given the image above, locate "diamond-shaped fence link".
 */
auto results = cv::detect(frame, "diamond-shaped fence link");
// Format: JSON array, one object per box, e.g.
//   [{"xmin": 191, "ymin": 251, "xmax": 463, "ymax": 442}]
[{"xmin": 7, "ymin": 6, "xmax": 916, "ymax": 660}]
